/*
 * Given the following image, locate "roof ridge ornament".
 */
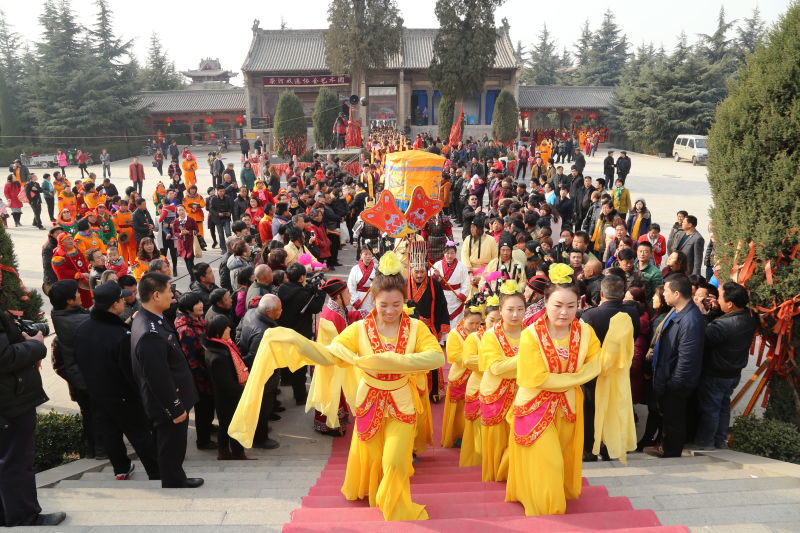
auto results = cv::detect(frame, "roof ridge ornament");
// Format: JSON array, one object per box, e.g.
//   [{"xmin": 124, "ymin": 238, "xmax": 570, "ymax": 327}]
[{"xmin": 252, "ymin": 19, "xmax": 260, "ymax": 34}]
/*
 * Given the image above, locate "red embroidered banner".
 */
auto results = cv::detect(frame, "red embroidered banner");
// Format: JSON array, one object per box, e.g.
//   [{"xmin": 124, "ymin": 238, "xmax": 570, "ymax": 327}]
[{"xmin": 263, "ymin": 75, "xmax": 350, "ymax": 86}]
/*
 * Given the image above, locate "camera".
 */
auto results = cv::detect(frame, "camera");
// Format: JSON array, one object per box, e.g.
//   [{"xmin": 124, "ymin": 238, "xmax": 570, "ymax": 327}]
[
  {"xmin": 15, "ymin": 318, "xmax": 50, "ymax": 337},
  {"xmin": 306, "ymin": 272, "xmax": 326, "ymax": 291}
]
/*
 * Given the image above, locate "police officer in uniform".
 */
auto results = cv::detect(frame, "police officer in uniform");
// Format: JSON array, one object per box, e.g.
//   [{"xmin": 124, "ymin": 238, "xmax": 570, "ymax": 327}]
[{"xmin": 131, "ymin": 273, "xmax": 203, "ymax": 488}]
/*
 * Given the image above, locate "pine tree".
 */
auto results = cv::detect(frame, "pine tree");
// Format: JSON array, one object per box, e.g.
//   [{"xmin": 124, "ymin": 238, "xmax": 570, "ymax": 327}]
[
  {"xmin": 0, "ymin": 224, "xmax": 44, "ymax": 321},
  {"xmin": 708, "ymin": 3, "xmax": 800, "ymax": 422},
  {"xmin": 574, "ymin": 21, "xmax": 593, "ymax": 68},
  {"xmin": 0, "ymin": 10, "xmax": 24, "ymax": 143},
  {"xmin": 324, "ymin": 0, "xmax": 403, "ymax": 109},
  {"xmin": 429, "ymin": 0, "xmax": 506, "ymax": 101},
  {"xmin": 31, "ymin": 0, "xmax": 88, "ymax": 138},
  {"xmin": 312, "ymin": 87, "xmax": 340, "ymax": 149},
  {"xmin": 580, "ymin": 10, "xmax": 629, "ymax": 86},
  {"xmin": 736, "ymin": 7, "xmax": 766, "ymax": 59},
  {"xmin": 274, "ymin": 90, "xmax": 307, "ymax": 157},
  {"xmin": 491, "ymin": 89, "xmax": 518, "ymax": 144},
  {"xmin": 141, "ymin": 33, "xmax": 184, "ymax": 91},
  {"xmin": 525, "ymin": 24, "xmax": 560, "ymax": 85}
]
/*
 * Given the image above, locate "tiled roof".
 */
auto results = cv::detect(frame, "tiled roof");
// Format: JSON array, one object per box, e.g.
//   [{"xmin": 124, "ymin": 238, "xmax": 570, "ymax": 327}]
[
  {"xmin": 518, "ymin": 85, "xmax": 615, "ymax": 109},
  {"xmin": 242, "ymin": 27, "xmax": 518, "ymax": 72},
  {"xmin": 181, "ymin": 69, "xmax": 238, "ymax": 78},
  {"xmin": 137, "ymin": 89, "xmax": 246, "ymax": 113}
]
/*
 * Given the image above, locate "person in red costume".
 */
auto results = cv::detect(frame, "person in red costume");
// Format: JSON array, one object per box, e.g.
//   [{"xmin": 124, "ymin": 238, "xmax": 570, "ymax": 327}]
[{"xmin": 51, "ymin": 233, "xmax": 93, "ymax": 308}]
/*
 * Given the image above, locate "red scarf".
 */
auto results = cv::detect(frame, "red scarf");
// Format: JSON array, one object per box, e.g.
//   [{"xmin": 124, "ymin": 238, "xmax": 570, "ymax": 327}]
[
  {"xmin": 210, "ymin": 338, "xmax": 250, "ymax": 386},
  {"xmin": 441, "ymin": 259, "xmax": 458, "ymax": 282}
]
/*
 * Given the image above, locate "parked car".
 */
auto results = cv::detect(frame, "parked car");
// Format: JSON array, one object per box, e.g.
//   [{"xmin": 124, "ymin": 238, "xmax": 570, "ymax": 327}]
[
  {"xmin": 20, "ymin": 152, "xmax": 58, "ymax": 168},
  {"xmin": 673, "ymin": 135, "xmax": 708, "ymax": 166}
]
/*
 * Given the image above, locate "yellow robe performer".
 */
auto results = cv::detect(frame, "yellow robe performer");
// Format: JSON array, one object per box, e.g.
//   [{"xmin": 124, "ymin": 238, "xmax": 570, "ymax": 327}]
[
  {"xmin": 228, "ymin": 311, "xmax": 444, "ymax": 522},
  {"xmin": 440, "ymin": 323, "xmax": 470, "ymax": 448},
  {"xmin": 478, "ymin": 324, "xmax": 519, "ymax": 482},
  {"xmin": 458, "ymin": 329, "xmax": 485, "ymax": 467},
  {"xmin": 504, "ymin": 313, "xmax": 633, "ymax": 516}
]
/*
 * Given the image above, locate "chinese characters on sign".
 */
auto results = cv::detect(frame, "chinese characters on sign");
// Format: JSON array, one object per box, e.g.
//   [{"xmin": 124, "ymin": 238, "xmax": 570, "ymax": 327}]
[{"xmin": 263, "ymin": 75, "xmax": 351, "ymax": 86}]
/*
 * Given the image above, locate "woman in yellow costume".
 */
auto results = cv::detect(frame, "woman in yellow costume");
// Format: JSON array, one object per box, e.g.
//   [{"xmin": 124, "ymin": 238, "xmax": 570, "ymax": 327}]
[
  {"xmin": 506, "ymin": 263, "xmax": 634, "ymax": 515},
  {"xmin": 440, "ymin": 305, "xmax": 483, "ymax": 448},
  {"xmin": 458, "ymin": 299, "xmax": 500, "ymax": 467},
  {"xmin": 228, "ymin": 251, "xmax": 444, "ymax": 521},
  {"xmin": 478, "ymin": 282, "xmax": 525, "ymax": 482}
]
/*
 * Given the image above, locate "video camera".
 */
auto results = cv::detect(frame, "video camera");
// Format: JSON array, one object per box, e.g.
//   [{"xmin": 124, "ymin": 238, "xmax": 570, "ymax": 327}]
[
  {"xmin": 14, "ymin": 317, "xmax": 50, "ymax": 337},
  {"xmin": 306, "ymin": 272, "xmax": 326, "ymax": 291}
]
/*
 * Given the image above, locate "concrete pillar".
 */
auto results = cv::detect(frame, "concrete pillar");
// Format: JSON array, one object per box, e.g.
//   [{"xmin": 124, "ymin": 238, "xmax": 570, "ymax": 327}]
[
  {"xmin": 397, "ymin": 70, "xmax": 405, "ymax": 131},
  {"xmin": 427, "ymin": 89, "xmax": 433, "ymax": 125}
]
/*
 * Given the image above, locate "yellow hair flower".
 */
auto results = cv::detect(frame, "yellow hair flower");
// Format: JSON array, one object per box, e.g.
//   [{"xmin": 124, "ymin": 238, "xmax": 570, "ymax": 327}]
[
  {"xmin": 549, "ymin": 263, "xmax": 574, "ymax": 285},
  {"xmin": 469, "ymin": 305, "xmax": 483, "ymax": 314},
  {"xmin": 485, "ymin": 295, "xmax": 500, "ymax": 307},
  {"xmin": 378, "ymin": 251, "xmax": 402, "ymax": 276},
  {"xmin": 403, "ymin": 304, "xmax": 416, "ymax": 316},
  {"xmin": 499, "ymin": 279, "xmax": 520, "ymax": 295}
]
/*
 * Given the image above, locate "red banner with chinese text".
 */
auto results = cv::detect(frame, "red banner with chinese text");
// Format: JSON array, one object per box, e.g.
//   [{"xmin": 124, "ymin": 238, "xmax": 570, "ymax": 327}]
[{"xmin": 263, "ymin": 75, "xmax": 350, "ymax": 86}]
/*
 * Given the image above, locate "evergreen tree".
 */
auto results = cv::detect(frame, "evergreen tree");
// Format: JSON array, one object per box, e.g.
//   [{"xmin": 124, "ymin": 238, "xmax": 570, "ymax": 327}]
[
  {"xmin": 525, "ymin": 24, "xmax": 560, "ymax": 85},
  {"xmin": 141, "ymin": 33, "xmax": 184, "ymax": 91},
  {"xmin": 574, "ymin": 20, "xmax": 593, "ymax": 68},
  {"xmin": 429, "ymin": 0, "xmax": 505, "ymax": 101},
  {"xmin": 491, "ymin": 89, "xmax": 518, "ymax": 144},
  {"xmin": 0, "ymin": 10, "xmax": 24, "ymax": 143},
  {"xmin": 324, "ymin": 0, "xmax": 403, "ymax": 104},
  {"xmin": 312, "ymin": 87, "xmax": 340, "ymax": 149},
  {"xmin": 708, "ymin": 4, "xmax": 800, "ymax": 421},
  {"xmin": 274, "ymin": 90, "xmax": 307, "ymax": 157},
  {"xmin": 437, "ymin": 95, "xmax": 455, "ymax": 139},
  {"xmin": 31, "ymin": 0, "xmax": 89, "ymax": 138},
  {"xmin": 580, "ymin": 10, "xmax": 629, "ymax": 86},
  {"xmin": 0, "ymin": 224, "xmax": 45, "ymax": 321},
  {"xmin": 736, "ymin": 7, "xmax": 766, "ymax": 59}
]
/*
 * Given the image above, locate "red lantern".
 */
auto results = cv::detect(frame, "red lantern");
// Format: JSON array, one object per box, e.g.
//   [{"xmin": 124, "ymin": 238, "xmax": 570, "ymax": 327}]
[
  {"xmin": 165, "ymin": 117, "xmax": 173, "ymax": 126},
  {"xmin": 205, "ymin": 117, "xmax": 214, "ymax": 125},
  {"xmin": 589, "ymin": 113, "xmax": 598, "ymax": 120},
  {"xmin": 235, "ymin": 115, "xmax": 245, "ymax": 125},
  {"xmin": 521, "ymin": 112, "xmax": 529, "ymax": 118},
  {"xmin": 574, "ymin": 114, "xmax": 583, "ymax": 120},
  {"xmin": 210, "ymin": 133, "xmax": 217, "ymax": 139}
]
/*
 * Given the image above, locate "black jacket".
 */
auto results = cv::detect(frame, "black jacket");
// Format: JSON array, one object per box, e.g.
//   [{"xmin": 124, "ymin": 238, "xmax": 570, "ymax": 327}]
[
  {"xmin": 233, "ymin": 194, "xmax": 249, "ymax": 221},
  {"xmin": 42, "ymin": 234, "xmax": 59, "ymax": 286},
  {"xmin": 236, "ymin": 310, "xmax": 277, "ymax": 368},
  {"xmin": 190, "ymin": 280, "xmax": 220, "ymax": 313},
  {"xmin": 277, "ymin": 281, "xmax": 326, "ymax": 339},
  {"xmin": 208, "ymin": 194, "xmax": 234, "ymax": 224},
  {"xmin": 616, "ymin": 155, "xmax": 631, "ymax": 175},
  {"xmin": 0, "ymin": 312, "xmax": 48, "ymax": 418},
  {"xmin": 653, "ymin": 301, "xmax": 706, "ymax": 395},
  {"xmin": 573, "ymin": 153, "xmax": 586, "ymax": 173},
  {"xmin": 131, "ymin": 308, "xmax": 199, "ymax": 424},
  {"xmin": 202, "ymin": 338, "xmax": 243, "ymax": 421},
  {"xmin": 580, "ymin": 300, "xmax": 640, "ymax": 344},
  {"xmin": 219, "ymin": 252, "xmax": 233, "ymax": 292},
  {"xmin": 74, "ymin": 309, "xmax": 141, "ymax": 404},
  {"xmin": 51, "ymin": 306, "xmax": 91, "ymax": 390},
  {"xmin": 132, "ymin": 208, "xmax": 154, "ymax": 242},
  {"xmin": 703, "ymin": 310, "xmax": 757, "ymax": 379},
  {"xmin": 603, "ymin": 156, "xmax": 615, "ymax": 177}
]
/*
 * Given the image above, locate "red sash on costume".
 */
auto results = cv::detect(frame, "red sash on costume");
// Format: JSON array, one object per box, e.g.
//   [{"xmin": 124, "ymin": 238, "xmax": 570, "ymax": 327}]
[
  {"xmin": 353, "ymin": 260, "xmax": 374, "ymax": 309},
  {"xmin": 511, "ymin": 317, "xmax": 581, "ymax": 446},
  {"xmin": 464, "ymin": 327, "xmax": 486, "ymax": 420},
  {"xmin": 479, "ymin": 324, "xmax": 519, "ymax": 426},
  {"xmin": 440, "ymin": 260, "xmax": 464, "ymax": 320},
  {"xmin": 354, "ymin": 310, "xmax": 415, "ymax": 441}
]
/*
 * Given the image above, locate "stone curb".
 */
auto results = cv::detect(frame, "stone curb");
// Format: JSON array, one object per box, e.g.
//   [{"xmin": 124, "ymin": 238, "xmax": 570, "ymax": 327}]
[{"xmin": 693, "ymin": 449, "xmax": 800, "ymax": 479}]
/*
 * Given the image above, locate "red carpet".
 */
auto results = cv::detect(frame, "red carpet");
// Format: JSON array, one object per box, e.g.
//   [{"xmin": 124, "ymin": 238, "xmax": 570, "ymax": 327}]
[{"xmin": 283, "ymin": 399, "xmax": 686, "ymax": 532}]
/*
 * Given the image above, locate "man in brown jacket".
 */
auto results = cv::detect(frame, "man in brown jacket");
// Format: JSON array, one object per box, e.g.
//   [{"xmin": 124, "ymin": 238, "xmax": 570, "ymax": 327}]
[{"xmin": 129, "ymin": 157, "xmax": 145, "ymax": 195}]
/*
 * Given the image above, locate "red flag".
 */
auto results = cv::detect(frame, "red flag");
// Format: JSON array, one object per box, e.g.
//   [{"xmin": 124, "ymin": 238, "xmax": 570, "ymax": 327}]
[
  {"xmin": 345, "ymin": 106, "xmax": 363, "ymax": 148},
  {"xmin": 448, "ymin": 105, "xmax": 464, "ymax": 146}
]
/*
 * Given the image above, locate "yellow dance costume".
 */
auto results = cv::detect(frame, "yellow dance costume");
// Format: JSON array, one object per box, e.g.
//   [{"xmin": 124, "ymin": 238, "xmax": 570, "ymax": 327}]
[
  {"xmin": 440, "ymin": 323, "xmax": 471, "ymax": 448},
  {"xmin": 458, "ymin": 329, "xmax": 485, "ymax": 467},
  {"xmin": 505, "ymin": 313, "xmax": 634, "ymax": 516},
  {"xmin": 228, "ymin": 311, "xmax": 444, "ymax": 521},
  {"xmin": 478, "ymin": 324, "xmax": 519, "ymax": 482}
]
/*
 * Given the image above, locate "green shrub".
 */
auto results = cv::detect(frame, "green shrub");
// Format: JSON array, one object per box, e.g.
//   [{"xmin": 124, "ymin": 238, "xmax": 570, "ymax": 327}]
[
  {"xmin": 730, "ymin": 415, "xmax": 800, "ymax": 464},
  {"xmin": 274, "ymin": 90, "xmax": 308, "ymax": 157},
  {"xmin": 312, "ymin": 87, "xmax": 340, "ymax": 150},
  {"xmin": 765, "ymin": 376, "xmax": 800, "ymax": 429},
  {"xmin": 35, "ymin": 410, "xmax": 83, "ymax": 473},
  {"xmin": 437, "ymin": 95, "xmax": 455, "ymax": 140},
  {"xmin": 298, "ymin": 150, "xmax": 314, "ymax": 163},
  {"xmin": 492, "ymin": 89, "xmax": 519, "ymax": 145}
]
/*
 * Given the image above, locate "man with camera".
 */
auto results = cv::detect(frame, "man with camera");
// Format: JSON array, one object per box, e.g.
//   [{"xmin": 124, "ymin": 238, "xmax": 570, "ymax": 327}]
[
  {"xmin": 0, "ymin": 307, "xmax": 65, "ymax": 526},
  {"xmin": 277, "ymin": 263, "xmax": 326, "ymax": 405}
]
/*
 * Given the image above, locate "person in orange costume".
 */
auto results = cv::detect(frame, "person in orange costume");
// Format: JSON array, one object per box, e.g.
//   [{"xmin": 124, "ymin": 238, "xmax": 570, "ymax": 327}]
[
  {"xmin": 83, "ymin": 182, "xmax": 107, "ymax": 211},
  {"xmin": 57, "ymin": 189, "xmax": 78, "ymax": 219},
  {"xmin": 53, "ymin": 173, "xmax": 71, "ymax": 196},
  {"xmin": 112, "ymin": 202, "xmax": 136, "ymax": 265},
  {"xmin": 51, "ymin": 233, "xmax": 93, "ymax": 308},
  {"xmin": 182, "ymin": 154, "xmax": 198, "ymax": 188},
  {"xmin": 182, "ymin": 184, "xmax": 206, "ymax": 238},
  {"xmin": 73, "ymin": 218, "xmax": 107, "ymax": 256}
]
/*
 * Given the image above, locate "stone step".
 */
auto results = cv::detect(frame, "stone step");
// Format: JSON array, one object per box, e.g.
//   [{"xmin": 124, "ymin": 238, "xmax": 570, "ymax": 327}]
[
  {"xmin": 581, "ymin": 454, "xmax": 722, "ymax": 469},
  {"xmin": 83, "ymin": 467, "xmax": 323, "ymax": 480},
  {"xmin": 55, "ymin": 477, "xmax": 316, "ymax": 490},
  {"xmin": 37, "ymin": 495, "xmax": 300, "ymax": 512},
  {"xmin": 655, "ymin": 502, "xmax": 800, "ymax": 528},
  {"xmin": 632, "ymin": 487, "xmax": 800, "ymax": 512},
  {"xmin": 99, "ymin": 460, "xmax": 328, "ymax": 473},
  {"xmin": 606, "ymin": 475, "xmax": 800, "ymax": 498},
  {"xmin": 0, "ymin": 527, "xmax": 283, "ymax": 533},
  {"xmin": 581, "ymin": 462, "xmax": 740, "ymax": 479},
  {"xmin": 592, "ymin": 468, "xmax": 780, "ymax": 488},
  {"xmin": 38, "ymin": 487, "xmax": 310, "ymax": 499},
  {"xmin": 20, "ymin": 509, "xmax": 294, "ymax": 527}
]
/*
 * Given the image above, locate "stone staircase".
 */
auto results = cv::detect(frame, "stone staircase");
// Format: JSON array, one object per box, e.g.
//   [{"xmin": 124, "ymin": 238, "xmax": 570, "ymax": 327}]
[{"xmin": 24, "ymin": 400, "xmax": 800, "ymax": 532}]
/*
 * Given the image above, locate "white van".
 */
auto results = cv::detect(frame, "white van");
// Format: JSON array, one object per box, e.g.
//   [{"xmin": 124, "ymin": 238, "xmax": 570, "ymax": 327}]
[{"xmin": 673, "ymin": 135, "xmax": 708, "ymax": 166}]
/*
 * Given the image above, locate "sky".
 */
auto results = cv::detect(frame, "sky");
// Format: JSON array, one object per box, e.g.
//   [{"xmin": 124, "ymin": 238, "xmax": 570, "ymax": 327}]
[{"xmin": 2, "ymin": 0, "xmax": 790, "ymax": 84}]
